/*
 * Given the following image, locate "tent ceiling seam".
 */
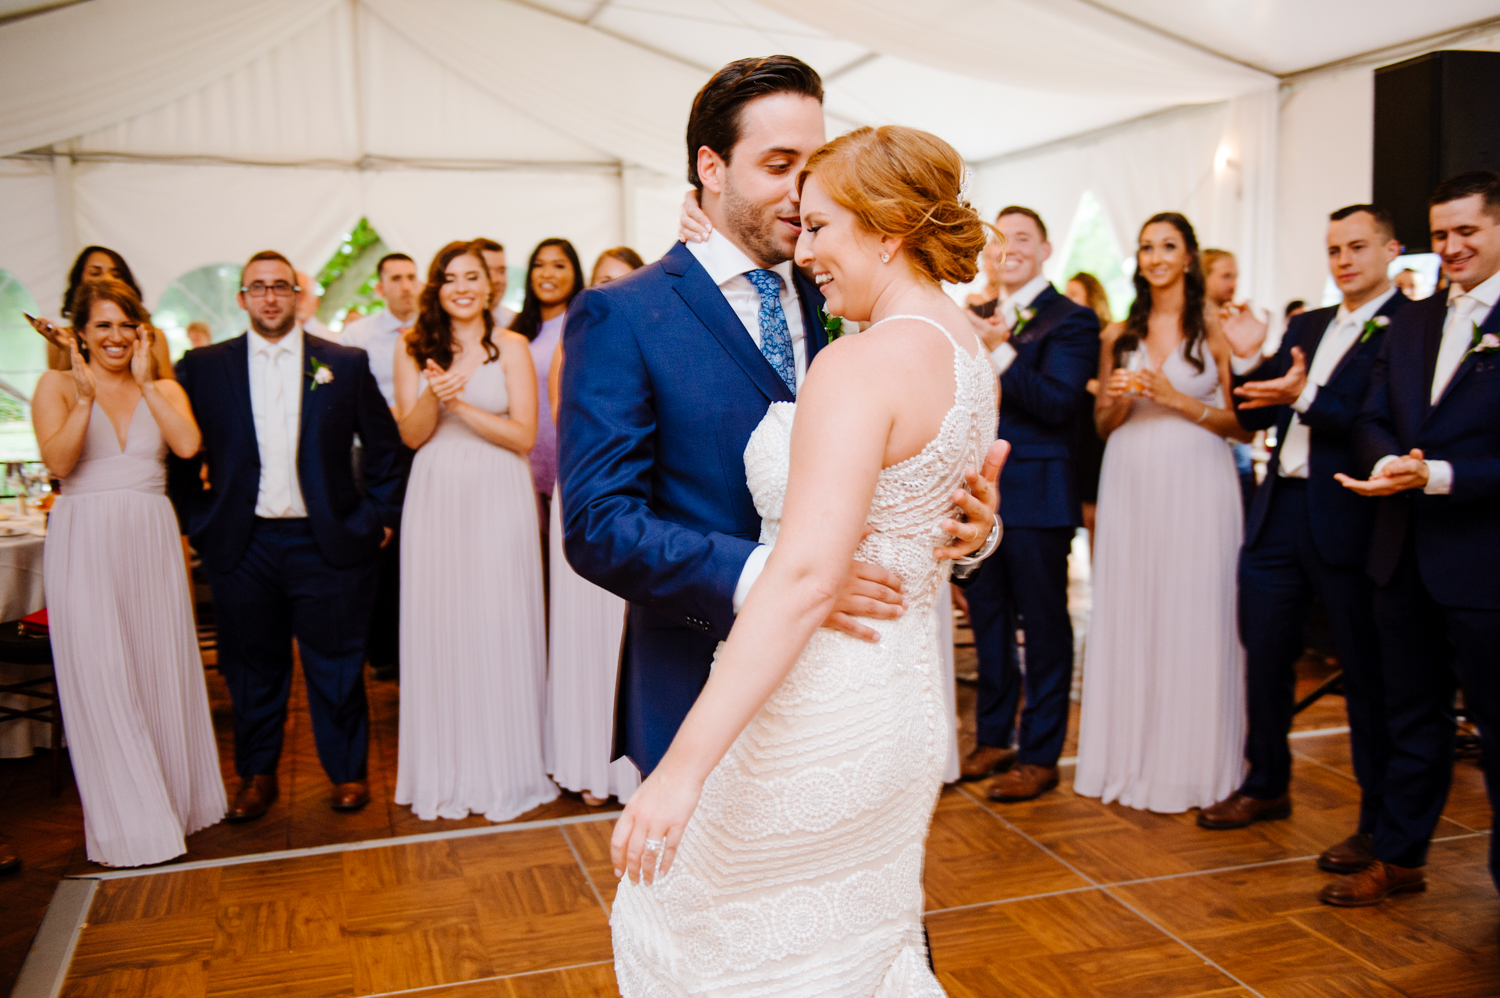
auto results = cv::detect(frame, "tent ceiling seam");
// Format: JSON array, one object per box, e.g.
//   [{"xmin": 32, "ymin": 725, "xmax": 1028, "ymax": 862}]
[
  {"xmin": 972, "ymin": 100, "xmax": 1222, "ymax": 169},
  {"xmin": 5, "ymin": 150, "xmax": 626, "ymax": 174},
  {"xmin": 507, "ymin": 0, "xmax": 716, "ymax": 73},
  {"xmin": 1066, "ymin": 0, "xmax": 1275, "ymax": 75}
]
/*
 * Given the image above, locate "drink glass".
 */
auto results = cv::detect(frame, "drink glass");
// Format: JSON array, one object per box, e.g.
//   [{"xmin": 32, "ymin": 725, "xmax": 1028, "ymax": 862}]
[{"xmin": 1122, "ymin": 347, "xmax": 1149, "ymax": 397}]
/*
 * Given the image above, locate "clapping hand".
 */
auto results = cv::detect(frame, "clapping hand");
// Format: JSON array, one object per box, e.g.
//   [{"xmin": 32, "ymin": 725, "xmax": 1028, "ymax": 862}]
[
  {"xmin": 129, "ymin": 327, "xmax": 154, "ymax": 386},
  {"xmin": 1335, "ymin": 449, "xmax": 1430, "ymax": 496},
  {"xmin": 424, "ymin": 359, "xmax": 469, "ymax": 406},
  {"xmin": 963, "ymin": 309, "xmax": 1011, "ymax": 354},
  {"xmin": 1235, "ymin": 347, "xmax": 1306, "ymax": 409},
  {"xmin": 1221, "ymin": 301, "xmax": 1269, "ymax": 359},
  {"xmin": 67, "ymin": 339, "xmax": 96, "ymax": 403},
  {"xmin": 1137, "ymin": 367, "xmax": 1183, "ymax": 407}
]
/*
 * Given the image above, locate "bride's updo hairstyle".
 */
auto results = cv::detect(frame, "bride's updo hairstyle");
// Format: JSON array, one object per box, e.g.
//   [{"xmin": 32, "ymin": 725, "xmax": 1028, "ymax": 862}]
[{"xmin": 797, "ymin": 125, "xmax": 988, "ymax": 286}]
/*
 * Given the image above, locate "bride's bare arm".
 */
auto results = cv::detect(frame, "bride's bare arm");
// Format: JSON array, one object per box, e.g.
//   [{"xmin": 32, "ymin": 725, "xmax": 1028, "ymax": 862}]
[{"xmin": 611, "ymin": 336, "xmax": 895, "ymax": 883}]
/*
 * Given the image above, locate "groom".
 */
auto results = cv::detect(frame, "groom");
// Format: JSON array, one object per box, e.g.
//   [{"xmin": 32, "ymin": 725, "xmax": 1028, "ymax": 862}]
[{"xmin": 559, "ymin": 55, "xmax": 1002, "ymax": 776}]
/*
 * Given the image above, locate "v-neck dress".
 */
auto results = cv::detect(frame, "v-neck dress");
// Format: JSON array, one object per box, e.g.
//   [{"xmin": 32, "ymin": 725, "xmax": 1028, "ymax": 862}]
[{"xmin": 43, "ymin": 397, "xmax": 227, "ymax": 866}]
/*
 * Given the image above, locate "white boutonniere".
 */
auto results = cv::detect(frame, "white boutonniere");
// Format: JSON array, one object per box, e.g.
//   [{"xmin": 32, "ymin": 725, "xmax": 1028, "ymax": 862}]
[
  {"xmin": 1468, "ymin": 322, "xmax": 1500, "ymax": 358},
  {"xmin": 1011, "ymin": 306, "xmax": 1036, "ymax": 338},
  {"xmin": 308, "ymin": 356, "xmax": 334, "ymax": 389},
  {"xmin": 1359, "ymin": 314, "xmax": 1389, "ymax": 343}
]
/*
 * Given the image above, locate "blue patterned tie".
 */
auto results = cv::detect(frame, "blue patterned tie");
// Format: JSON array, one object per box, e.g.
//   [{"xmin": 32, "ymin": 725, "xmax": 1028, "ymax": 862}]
[{"xmin": 744, "ymin": 269, "xmax": 796, "ymax": 395}]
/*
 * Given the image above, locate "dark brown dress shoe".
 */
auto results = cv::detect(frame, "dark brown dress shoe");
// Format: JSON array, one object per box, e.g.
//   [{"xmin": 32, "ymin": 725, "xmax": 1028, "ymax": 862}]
[
  {"xmin": 1318, "ymin": 860, "xmax": 1425, "ymax": 907},
  {"xmin": 1318, "ymin": 832, "xmax": 1375, "ymax": 874},
  {"xmin": 226, "ymin": 774, "xmax": 278, "ymax": 823},
  {"xmin": 332, "ymin": 781, "xmax": 370, "ymax": 812},
  {"xmin": 986, "ymin": 763, "xmax": 1059, "ymax": 802},
  {"xmin": 1196, "ymin": 792, "xmax": 1291, "ymax": 829},
  {"xmin": 0, "ymin": 844, "xmax": 20, "ymax": 875},
  {"xmin": 960, "ymin": 744, "xmax": 1017, "ymax": 782}
]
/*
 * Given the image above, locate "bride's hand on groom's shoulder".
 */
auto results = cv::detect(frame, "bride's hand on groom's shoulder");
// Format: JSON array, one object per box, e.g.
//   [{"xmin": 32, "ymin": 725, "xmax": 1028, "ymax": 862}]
[
  {"xmin": 679, "ymin": 189, "xmax": 712, "ymax": 244},
  {"xmin": 611, "ymin": 765, "xmax": 702, "ymax": 885},
  {"xmin": 935, "ymin": 441, "xmax": 1008, "ymax": 561}
]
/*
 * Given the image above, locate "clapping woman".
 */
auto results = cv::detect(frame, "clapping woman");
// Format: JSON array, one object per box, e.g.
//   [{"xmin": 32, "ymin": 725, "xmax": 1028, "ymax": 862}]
[
  {"xmin": 32, "ymin": 279, "xmax": 225, "ymax": 866},
  {"xmin": 394, "ymin": 240, "xmax": 557, "ymax": 821}
]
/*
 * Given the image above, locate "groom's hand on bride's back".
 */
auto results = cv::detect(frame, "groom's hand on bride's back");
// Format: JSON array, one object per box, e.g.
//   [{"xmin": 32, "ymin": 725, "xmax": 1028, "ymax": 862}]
[
  {"xmin": 825, "ymin": 546, "xmax": 907, "ymax": 643},
  {"xmin": 935, "ymin": 439, "xmax": 1008, "ymax": 561}
]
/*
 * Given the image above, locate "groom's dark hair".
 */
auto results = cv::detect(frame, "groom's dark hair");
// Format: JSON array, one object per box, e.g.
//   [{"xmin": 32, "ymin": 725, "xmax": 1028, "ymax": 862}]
[{"xmin": 686, "ymin": 56, "xmax": 823, "ymax": 194}]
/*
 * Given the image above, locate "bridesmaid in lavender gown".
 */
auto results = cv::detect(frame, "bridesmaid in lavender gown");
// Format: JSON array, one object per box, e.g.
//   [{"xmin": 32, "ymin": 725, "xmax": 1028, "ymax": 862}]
[
  {"xmin": 394, "ymin": 241, "xmax": 557, "ymax": 822},
  {"xmin": 1075, "ymin": 213, "xmax": 1250, "ymax": 814},
  {"xmin": 543, "ymin": 248, "xmax": 646, "ymax": 806},
  {"xmin": 32, "ymin": 279, "xmax": 225, "ymax": 866}
]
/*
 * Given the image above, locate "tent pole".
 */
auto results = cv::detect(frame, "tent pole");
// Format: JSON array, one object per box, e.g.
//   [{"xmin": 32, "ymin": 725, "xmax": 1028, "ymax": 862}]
[{"xmin": 51, "ymin": 146, "xmax": 77, "ymax": 265}]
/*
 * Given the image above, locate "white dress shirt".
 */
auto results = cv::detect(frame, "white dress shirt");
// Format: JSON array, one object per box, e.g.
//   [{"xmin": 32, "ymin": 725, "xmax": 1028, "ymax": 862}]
[
  {"xmin": 248, "ymin": 325, "xmax": 308, "ymax": 518},
  {"xmin": 685, "ymin": 230, "xmax": 809, "ymax": 612},
  {"xmin": 987, "ymin": 274, "xmax": 1050, "ymax": 376},
  {"xmin": 493, "ymin": 304, "xmax": 518, "ymax": 331},
  {"xmin": 1373, "ymin": 267, "xmax": 1500, "ymax": 495},
  {"xmin": 340, "ymin": 308, "xmax": 411, "ymax": 409},
  {"xmin": 1277, "ymin": 286, "xmax": 1397, "ymax": 479}
]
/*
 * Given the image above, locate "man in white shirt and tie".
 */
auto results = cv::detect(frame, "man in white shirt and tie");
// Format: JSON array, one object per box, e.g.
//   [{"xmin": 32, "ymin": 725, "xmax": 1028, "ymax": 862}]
[
  {"xmin": 173, "ymin": 250, "xmax": 407, "ymax": 823},
  {"xmin": 477, "ymin": 238, "xmax": 518, "ymax": 331},
  {"xmin": 1331, "ymin": 171, "xmax": 1500, "ymax": 905},
  {"xmin": 1202, "ymin": 207, "xmax": 1407, "ymax": 883},
  {"xmin": 341, "ymin": 252, "xmax": 421, "ymax": 681}
]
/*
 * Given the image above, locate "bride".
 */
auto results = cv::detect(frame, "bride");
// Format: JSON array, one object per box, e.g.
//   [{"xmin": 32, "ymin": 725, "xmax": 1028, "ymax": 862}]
[{"xmin": 609, "ymin": 125, "xmax": 1001, "ymax": 997}]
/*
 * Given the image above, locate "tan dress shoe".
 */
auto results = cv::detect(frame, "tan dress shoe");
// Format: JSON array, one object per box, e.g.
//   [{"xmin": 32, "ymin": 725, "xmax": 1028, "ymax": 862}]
[
  {"xmin": 1318, "ymin": 832, "xmax": 1375, "ymax": 874},
  {"xmin": 332, "ymin": 781, "xmax": 370, "ymax": 812},
  {"xmin": 986, "ymin": 763, "xmax": 1058, "ymax": 802},
  {"xmin": 226, "ymin": 774, "xmax": 278, "ymax": 823},
  {"xmin": 1318, "ymin": 860, "xmax": 1425, "ymax": 907},
  {"xmin": 960, "ymin": 745, "xmax": 1017, "ymax": 782},
  {"xmin": 1196, "ymin": 792, "xmax": 1291, "ymax": 829}
]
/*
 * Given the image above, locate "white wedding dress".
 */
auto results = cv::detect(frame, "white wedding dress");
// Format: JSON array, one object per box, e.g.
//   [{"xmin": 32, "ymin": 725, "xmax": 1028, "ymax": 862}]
[{"xmin": 610, "ymin": 316, "xmax": 997, "ymax": 997}]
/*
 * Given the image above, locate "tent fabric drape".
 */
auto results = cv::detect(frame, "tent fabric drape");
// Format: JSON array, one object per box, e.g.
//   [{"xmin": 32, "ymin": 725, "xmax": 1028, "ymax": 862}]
[
  {"xmin": 0, "ymin": 0, "xmax": 342, "ymax": 158},
  {"xmin": 756, "ymin": 0, "xmax": 1275, "ymax": 102}
]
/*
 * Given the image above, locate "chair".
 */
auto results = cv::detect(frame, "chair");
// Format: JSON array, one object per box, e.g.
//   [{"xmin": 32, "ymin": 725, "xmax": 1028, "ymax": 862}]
[{"xmin": 0, "ymin": 619, "xmax": 66, "ymax": 796}]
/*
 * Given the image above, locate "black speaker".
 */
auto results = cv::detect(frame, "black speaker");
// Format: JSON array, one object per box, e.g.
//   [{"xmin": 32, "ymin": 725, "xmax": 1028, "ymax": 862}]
[{"xmin": 1374, "ymin": 50, "xmax": 1500, "ymax": 253}]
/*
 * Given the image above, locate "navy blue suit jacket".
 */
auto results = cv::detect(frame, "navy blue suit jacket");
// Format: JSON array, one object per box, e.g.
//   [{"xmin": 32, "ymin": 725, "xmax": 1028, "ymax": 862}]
[
  {"xmin": 171, "ymin": 332, "xmax": 407, "ymax": 573},
  {"xmin": 995, "ymin": 284, "xmax": 1100, "ymax": 528},
  {"xmin": 1354, "ymin": 291, "xmax": 1500, "ymax": 608},
  {"xmin": 558, "ymin": 242, "xmax": 828, "ymax": 773},
  {"xmin": 1237, "ymin": 291, "xmax": 1408, "ymax": 566}
]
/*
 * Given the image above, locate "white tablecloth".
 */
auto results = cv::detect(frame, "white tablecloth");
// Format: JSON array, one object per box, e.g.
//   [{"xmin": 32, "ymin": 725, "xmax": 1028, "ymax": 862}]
[{"xmin": 0, "ymin": 525, "xmax": 52, "ymax": 758}]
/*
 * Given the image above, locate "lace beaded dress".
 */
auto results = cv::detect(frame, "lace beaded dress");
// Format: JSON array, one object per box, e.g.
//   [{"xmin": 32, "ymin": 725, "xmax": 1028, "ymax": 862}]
[{"xmin": 610, "ymin": 316, "xmax": 997, "ymax": 997}]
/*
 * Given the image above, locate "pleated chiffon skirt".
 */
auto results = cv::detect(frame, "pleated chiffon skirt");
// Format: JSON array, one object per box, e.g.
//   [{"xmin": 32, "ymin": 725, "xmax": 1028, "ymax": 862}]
[
  {"xmin": 1073, "ymin": 407, "xmax": 1247, "ymax": 813},
  {"xmin": 543, "ymin": 487, "xmax": 640, "ymax": 801},
  {"xmin": 44, "ymin": 489, "xmax": 226, "ymax": 867},
  {"xmin": 396, "ymin": 435, "xmax": 557, "ymax": 821}
]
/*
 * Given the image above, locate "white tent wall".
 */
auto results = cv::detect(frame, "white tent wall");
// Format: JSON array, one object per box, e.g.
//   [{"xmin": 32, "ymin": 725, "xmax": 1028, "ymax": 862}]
[{"xmin": 0, "ymin": 157, "xmax": 68, "ymax": 315}]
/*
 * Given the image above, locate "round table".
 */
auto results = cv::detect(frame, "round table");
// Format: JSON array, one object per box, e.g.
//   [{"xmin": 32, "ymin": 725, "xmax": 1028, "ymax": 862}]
[{"xmin": 0, "ymin": 522, "xmax": 50, "ymax": 758}]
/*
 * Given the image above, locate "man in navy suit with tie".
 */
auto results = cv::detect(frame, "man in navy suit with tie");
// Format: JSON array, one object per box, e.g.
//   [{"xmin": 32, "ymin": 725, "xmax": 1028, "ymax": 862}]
[
  {"xmin": 1200, "ymin": 207, "xmax": 1407, "ymax": 871},
  {"xmin": 958, "ymin": 206, "xmax": 1099, "ymax": 803},
  {"xmin": 1330, "ymin": 172, "xmax": 1500, "ymax": 905},
  {"xmin": 173, "ymin": 250, "xmax": 406, "ymax": 821},
  {"xmin": 559, "ymin": 56, "xmax": 1002, "ymax": 778}
]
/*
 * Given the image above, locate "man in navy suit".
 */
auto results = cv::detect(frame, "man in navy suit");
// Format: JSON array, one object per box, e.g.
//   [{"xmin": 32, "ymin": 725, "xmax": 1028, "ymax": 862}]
[
  {"xmin": 1330, "ymin": 172, "xmax": 1500, "ymax": 905},
  {"xmin": 958, "ymin": 206, "xmax": 1099, "ymax": 803},
  {"xmin": 559, "ymin": 56, "xmax": 1002, "ymax": 778},
  {"xmin": 173, "ymin": 250, "xmax": 406, "ymax": 821},
  {"xmin": 1200, "ymin": 207, "xmax": 1407, "ymax": 869}
]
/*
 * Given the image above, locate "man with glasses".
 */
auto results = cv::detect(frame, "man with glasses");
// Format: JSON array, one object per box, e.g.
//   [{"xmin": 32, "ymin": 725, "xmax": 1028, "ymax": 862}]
[{"xmin": 173, "ymin": 250, "xmax": 407, "ymax": 821}]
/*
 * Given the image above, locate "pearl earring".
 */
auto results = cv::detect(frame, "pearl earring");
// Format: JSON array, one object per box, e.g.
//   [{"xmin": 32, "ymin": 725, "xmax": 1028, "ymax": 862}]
[{"xmin": 880, "ymin": 252, "xmax": 890, "ymax": 263}]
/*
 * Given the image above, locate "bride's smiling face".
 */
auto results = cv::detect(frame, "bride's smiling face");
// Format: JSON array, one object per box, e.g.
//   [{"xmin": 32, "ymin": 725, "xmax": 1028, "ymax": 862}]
[{"xmin": 795, "ymin": 174, "xmax": 892, "ymax": 322}]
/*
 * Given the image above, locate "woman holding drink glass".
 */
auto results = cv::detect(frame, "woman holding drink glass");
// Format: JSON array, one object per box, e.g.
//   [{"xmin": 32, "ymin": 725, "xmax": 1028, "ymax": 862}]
[{"xmin": 1073, "ymin": 212, "xmax": 1253, "ymax": 814}]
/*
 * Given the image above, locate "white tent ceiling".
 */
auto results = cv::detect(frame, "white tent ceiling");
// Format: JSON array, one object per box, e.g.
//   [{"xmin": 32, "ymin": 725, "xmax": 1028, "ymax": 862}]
[{"xmin": 1, "ymin": 0, "xmax": 1498, "ymax": 337}]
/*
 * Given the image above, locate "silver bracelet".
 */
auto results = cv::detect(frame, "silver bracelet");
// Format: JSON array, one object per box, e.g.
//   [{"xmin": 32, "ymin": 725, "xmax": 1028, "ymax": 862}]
[
  {"xmin": 1196, "ymin": 403, "xmax": 1209, "ymax": 424},
  {"xmin": 952, "ymin": 518, "xmax": 1002, "ymax": 567}
]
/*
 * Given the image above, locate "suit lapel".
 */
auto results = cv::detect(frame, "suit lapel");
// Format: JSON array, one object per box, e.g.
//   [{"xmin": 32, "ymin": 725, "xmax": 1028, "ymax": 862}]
[
  {"xmin": 298, "ymin": 332, "xmax": 322, "ymax": 445},
  {"xmin": 794, "ymin": 268, "xmax": 829, "ymax": 363},
  {"xmin": 1014, "ymin": 285, "xmax": 1059, "ymax": 344},
  {"xmin": 224, "ymin": 334, "xmax": 255, "ymax": 431},
  {"xmin": 1431, "ymin": 294, "xmax": 1500, "ymax": 411},
  {"xmin": 1324, "ymin": 294, "xmax": 1402, "ymax": 386},
  {"xmin": 665, "ymin": 243, "xmax": 794, "ymax": 404}
]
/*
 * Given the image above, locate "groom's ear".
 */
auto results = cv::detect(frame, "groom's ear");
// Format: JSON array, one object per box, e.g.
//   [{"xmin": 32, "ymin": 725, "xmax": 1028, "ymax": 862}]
[{"xmin": 696, "ymin": 146, "xmax": 727, "ymax": 197}]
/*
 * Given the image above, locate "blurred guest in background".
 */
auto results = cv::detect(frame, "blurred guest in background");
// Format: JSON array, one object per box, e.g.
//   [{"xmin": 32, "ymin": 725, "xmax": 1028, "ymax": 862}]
[
  {"xmin": 1393, "ymin": 267, "xmax": 1417, "ymax": 297},
  {"xmin": 295, "ymin": 270, "xmax": 332, "ymax": 339},
  {"xmin": 960, "ymin": 207, "xmax": 1099, "ymax": 803},
  {"xmin": 186, "ymin": 320, "xmax": 212, "ymax": 350},
  {"xmin": 1066, "ymin": 271, "xmax": 1112, "ymax": 546},
  {"xmin": 511, "ymin": 238, "xmax": 584, "ymax": 532},
  {"xmin": 32, "ymin": 279, "xmax": 225, "ymax": 866},
  {"xmin": 544, "ymin": 247, "xmax": 646, "ymax": 807},
  {"xmin": 1202, "ymin": 247, "xmax": 1259, "ymax": 508},
  {"xmin": 1076, "ymin": 212, "xmax": 1254, "ymax": 814},
  {"xmin": 965, "ymin": 231, "xmax": 1003, "ymax": 316},
  {"xmin": 1204, "ymin": 207, "xmax": 1406, "ymax": 873},
  {"xmin": 341, "ymin": 252, "xmax": 421, "ymax": 682},
  {"xmin": 477, "ymin": 238, "xmax": 517, "ymax": 330},
  {"xmin": 394, "ymin": 240, "xmax": 556, "ymax": 821},
  {"xmin": 1284, "ymin": 299, "xmax": 1307, "ymax": 322}
]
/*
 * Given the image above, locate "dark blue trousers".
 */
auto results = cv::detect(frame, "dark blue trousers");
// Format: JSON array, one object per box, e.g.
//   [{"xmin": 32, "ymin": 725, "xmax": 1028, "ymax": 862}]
[
  {"xmin": 1372, "ymin": 540, "xmax": 1499, "ymax": 889},
  {"xmin": 967, "ymin": 526, "xmax": 1074, "ymax": 766},
  {"xmin": 1237, "ymin": 480, "xmax": 1388, "ymax": 832},
  {"xmin": 207, "ymin": 518, "xmax": 378, "ymax": 783}
]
